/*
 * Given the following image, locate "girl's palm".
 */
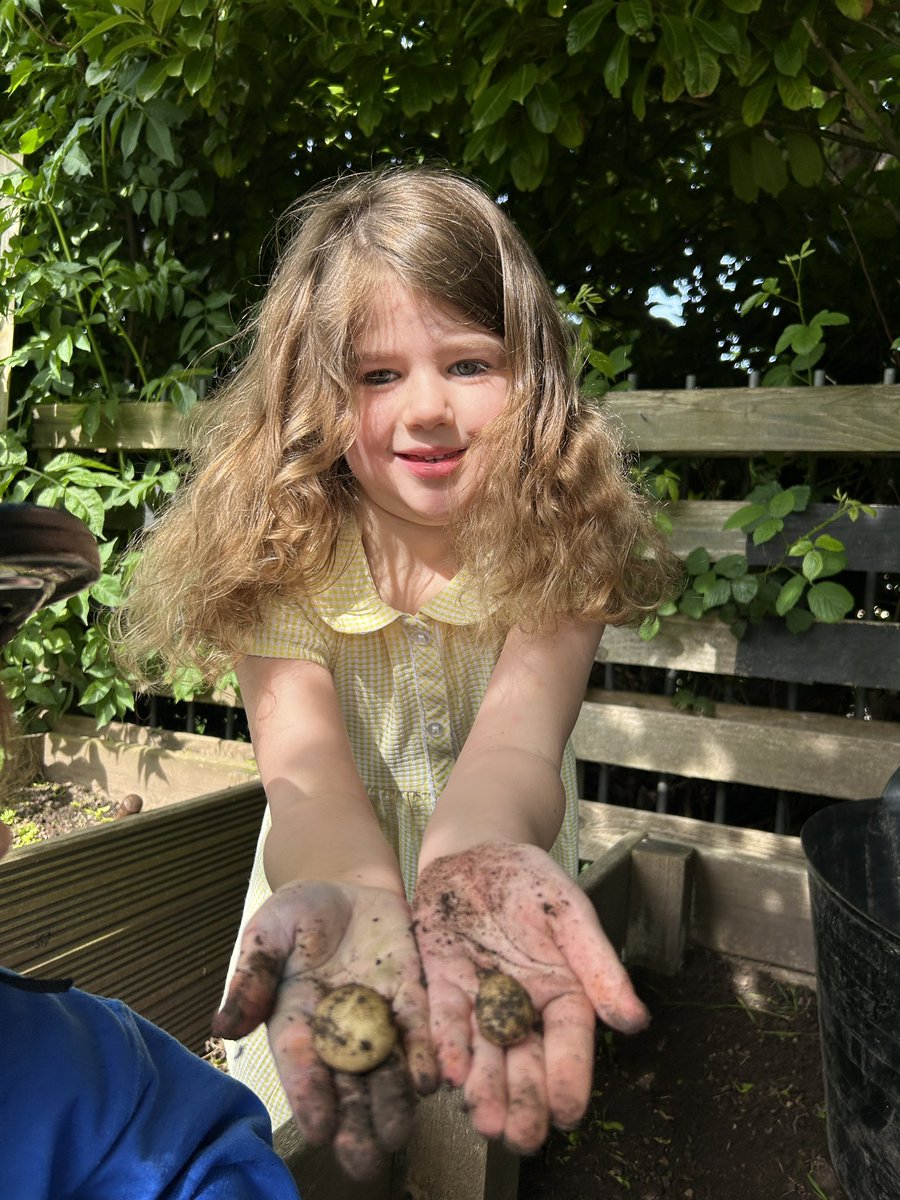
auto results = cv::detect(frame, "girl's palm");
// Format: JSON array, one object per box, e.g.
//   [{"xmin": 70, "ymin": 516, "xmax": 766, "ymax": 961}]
[
  {"xmin": 214, "ymin": 881, "xmax": 437, "ymax": 1180},
  {"xmin": 413, "ymin": 843, "xmax": 648, "ymax": 1153}
]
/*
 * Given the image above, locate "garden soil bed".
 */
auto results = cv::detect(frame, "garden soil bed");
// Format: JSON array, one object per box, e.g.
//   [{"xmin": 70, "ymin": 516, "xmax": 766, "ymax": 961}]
[
  {"xmin": 519, "ymin": 949, "xmax": 846, "ymax": 1200},
  {"xmin": 2, "ymin": 777, "xmax": 119, "ymax": 843}
]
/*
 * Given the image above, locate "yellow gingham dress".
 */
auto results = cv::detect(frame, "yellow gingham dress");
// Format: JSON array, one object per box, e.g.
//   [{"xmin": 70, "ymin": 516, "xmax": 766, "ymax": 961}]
[{"xmin": 224, "ymin": 520, "xmax": 580, "ymax": 1127}]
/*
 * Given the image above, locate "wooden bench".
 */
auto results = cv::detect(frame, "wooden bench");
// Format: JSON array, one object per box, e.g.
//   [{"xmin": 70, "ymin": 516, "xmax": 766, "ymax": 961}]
[{"xmin": 577, "ymin": 383, "xmax": 900, "ymax": 830}]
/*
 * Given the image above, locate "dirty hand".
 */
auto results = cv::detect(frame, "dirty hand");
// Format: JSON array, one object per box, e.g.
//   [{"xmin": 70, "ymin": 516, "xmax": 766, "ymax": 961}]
[
  {"xmin": 213, "ymin": 881, "xmax": 438, "ymax": 1180},
  {"xmin": 412, "ymin": 842, "xmax": 649, "ymax": 1154}
]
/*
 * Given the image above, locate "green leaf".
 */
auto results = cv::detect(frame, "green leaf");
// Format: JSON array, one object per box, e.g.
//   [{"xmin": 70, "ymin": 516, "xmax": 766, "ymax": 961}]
[
  {"xmin": 526, "ymin": 80, "xmax": 561, "ymax": 133},
  {"xmin": 694, "ymin": 18, "xmax": 744, "ymax": 57},
  {"xmin": 788, "ymin": 484, "xmax": 811, "ymax": 510},
  {"xmin": 835, "ymin": 0, "xmax": 866, "ymax": 17},
  {"xmin": 810, "ymin": 309, "xmax": 850, "ymax": 328},
  {"xmin": 723, "ymin": 503, "xmax": 765, "ymax": 530},
  {"xmin": 788, "ymin": 537, "xmax": 814, "ymax": 556},
  {"xmin": 183, "ymin": 48, "xmax": 214, "ymax": 95},
  {"xmin": 750, "ymin": 136, "xmax": 788, "ymax": 196},
  {"xmin": 723, "ymin": 0, "xmax": 761, "ymax": 9},
  {"xmin": 730, "ymin": 575, "xmax": 759, "ymax": 604},
  {"xmin": 785, "ymin": 608, "xmax": 815, "ymax": 633},
  {"xmin": 729, "ymin": 140, "xmax": 758, "ymax": 202},
  {"xmin": 566, "ymin": 1, "xmax": 615, "ymax": 54},
  {"xmin": 146, "ymin": 115, "xmax": 176, "ymax": 163},
  {"xmin": 815, "ymin": 534, "xmax": 845, "ymax": 552},
  {"xmin": 136, "ymin": 60, "xmax": 172, "ymax": 103},
  {"xmin": 471, "ymin": 65, "xmax": 539, "ymax": 130},
  {"xmin": 777, "ymin": 72, "xmax": 812, "ymax": 111},
  {"xmin": 776, "ymin": 574, "xmax": 807, "ymax": 615},
  {"xmin": 617, "ymin": 0, "xmax": 653, "ymax": 34},
  {"xmin": 785, "ymin": 132, "xmax": 823, "ymax": 185},
  {"xmin": 802, "ymin": 549, "xmax": 824, "ymax": 581},
  {"xmin": 603, "ymin": 33, "xmax": 630, "ymax": 98},
  {"xmin": 742, "ymin": 79, "xmax": 774, "ymax": 126},
  {"xmin": 703, "ymin": 579, "xmax": 733, "ymax": 608},
  {"xmin": 639, "ymin": 614, "xmax": 661, "ymax": 640},
  {"xmin": 714, "ymin": 554, "xmax": 749, "ymax": 579},
  {"xmin": 683, "ymin": 40, "xmax": 720, "ymax": 97},
  {"xmin": 684, "ymin": 547, "xmax": 711, "ymax": 575},
  {"xmin": 807, "ymin": 581, "xmax": 854, "ymax": 622},
  {"xmin": 774, "ymin": 322, "xmax": 822, "ymax": 355},
  {"xmin": 767, "ymin": 489, "xmax": 796, "ymax": 518},
  {"xmin": 752, "ymin": 516, "xmax": 784, "ymax": 545},
  {"xmin": 679, "ymin": 591, "xmax": 705, "ymax": 619}
]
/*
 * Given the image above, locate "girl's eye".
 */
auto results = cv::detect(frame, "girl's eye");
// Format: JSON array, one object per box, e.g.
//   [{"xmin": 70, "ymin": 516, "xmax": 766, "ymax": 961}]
[
  {"xmin": 361, "ymin": 369, "xmax": 397, "ymax": 386},
  {"xmin": 450, "ymin": 360, "xmax": 488, "ymax": 377}
]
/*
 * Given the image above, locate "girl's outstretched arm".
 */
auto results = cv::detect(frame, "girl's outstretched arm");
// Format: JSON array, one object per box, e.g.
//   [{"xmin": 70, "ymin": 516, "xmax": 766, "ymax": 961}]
[
  {"xmin": 215, "ymin": 656, "xmax": 437, "ymax": 1180},
  {"xmin": 414, "ymin": 621, "xmax": 649, "ymax": 1153}
]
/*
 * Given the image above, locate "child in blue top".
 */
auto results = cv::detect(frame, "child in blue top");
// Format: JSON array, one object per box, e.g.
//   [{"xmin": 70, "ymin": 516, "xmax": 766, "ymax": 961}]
[{"xmin": 0, "ymin": 503, "xmax": 299, "ymax": 1200}]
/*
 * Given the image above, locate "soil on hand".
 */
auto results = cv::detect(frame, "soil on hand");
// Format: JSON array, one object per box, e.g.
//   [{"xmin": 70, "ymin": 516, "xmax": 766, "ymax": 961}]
[
  {"xmin": 519, "ymin": 949, "xmax": 846, "ymax": 1200},
  {"xmin": 2, "ymin": 778, "xmax": 115, "ymax": 843}
]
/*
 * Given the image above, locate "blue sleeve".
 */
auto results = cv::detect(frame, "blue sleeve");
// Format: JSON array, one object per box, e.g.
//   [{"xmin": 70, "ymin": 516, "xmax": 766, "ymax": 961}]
[{"xmin": 0, "ymin": 974, "xmax": 299, "ymax": 1200}]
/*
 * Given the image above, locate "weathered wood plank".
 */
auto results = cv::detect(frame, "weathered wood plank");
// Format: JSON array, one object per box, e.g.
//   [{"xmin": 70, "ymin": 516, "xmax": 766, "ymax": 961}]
[
  {"xmin": 604, "ymin": 385, "xmax": 900, "ymax": 454},
  {"xmin": 577, "ymin": 830, "xmax": 645, "ymax": 954},
  {"xmin": 29, "ymin": 400, "xmax": 203, "ymax": 449},
  {"xmin": 40, "ymin": 716, "xmax": 259, "ymax": 806},
  {"xmin": 578, "ymin": 803, "xmax": 814, "ymax": 975},
  {"xmin": 625, "ymin": 840, "xmax": 694, "ymax": 975},
  {"xmin": 664, "ymin": 501, "xmax": 900, "ymax": 571},
  {"xmin": 398, "ymin": 1090, "xmax": 519, "ymax": 1200},
  {"xmin": 0, "ymin": 783, "xmax": 266, "ymax": 1049},
  {"xmin": 573, "ymin": 691, "xmax": 900, "ymax": 799},
  {"xmin": 600, "ymin": 617, "xmax": 900, "ymax": 690}
]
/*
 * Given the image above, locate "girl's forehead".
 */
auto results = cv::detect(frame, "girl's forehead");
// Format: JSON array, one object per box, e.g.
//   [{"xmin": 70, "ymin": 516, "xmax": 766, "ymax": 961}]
[{"xmin": 353, "ymin": 276, "xmax": 493, "ymax": 345}]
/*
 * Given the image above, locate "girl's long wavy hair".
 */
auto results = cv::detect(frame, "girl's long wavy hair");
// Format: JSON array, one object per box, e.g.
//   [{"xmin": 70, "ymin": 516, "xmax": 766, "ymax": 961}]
[{"xmin": 119, "ymin": 165, "xmax": 677, "ymax": 684}]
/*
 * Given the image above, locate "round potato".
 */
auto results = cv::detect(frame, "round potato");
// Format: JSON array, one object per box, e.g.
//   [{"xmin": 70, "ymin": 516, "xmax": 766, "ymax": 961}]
[
  {"xmin": 312, "ymin": 983, "xmax": 398, "ymax": 1073},
  {"xmin": 475, "ymin": 970, "xmax": 536, "ymax": 1048}
]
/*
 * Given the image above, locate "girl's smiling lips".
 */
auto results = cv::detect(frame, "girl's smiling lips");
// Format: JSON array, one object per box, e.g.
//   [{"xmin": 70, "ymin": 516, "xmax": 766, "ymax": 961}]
[{"xmin": 394, "ymin": 447, "xmax": 466, "ymax": 479}]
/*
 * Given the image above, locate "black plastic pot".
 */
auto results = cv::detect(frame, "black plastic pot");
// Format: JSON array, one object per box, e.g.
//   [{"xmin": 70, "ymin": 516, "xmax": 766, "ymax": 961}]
[{"xmin": 801, "ymin": 766, "xmax": 900, "ymax": 1200}]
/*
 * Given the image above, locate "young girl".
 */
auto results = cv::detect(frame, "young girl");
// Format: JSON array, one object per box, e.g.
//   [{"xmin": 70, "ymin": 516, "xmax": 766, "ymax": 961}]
[{"xmin": 121, "ymin": 165, "xmax": 674, "ymax": 1181}]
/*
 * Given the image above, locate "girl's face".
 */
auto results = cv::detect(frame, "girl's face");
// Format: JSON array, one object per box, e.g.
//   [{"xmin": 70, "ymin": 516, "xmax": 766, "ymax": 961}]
[{"xmin": 346, "ymin": 280, "xmax": 508, "ymax": 534}]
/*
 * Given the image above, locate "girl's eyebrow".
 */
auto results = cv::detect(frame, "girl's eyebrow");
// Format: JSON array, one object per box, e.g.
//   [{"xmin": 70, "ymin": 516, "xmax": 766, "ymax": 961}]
[{"xmin": 356, "ymin": 332, "xmax": 505, "ymax": 362}]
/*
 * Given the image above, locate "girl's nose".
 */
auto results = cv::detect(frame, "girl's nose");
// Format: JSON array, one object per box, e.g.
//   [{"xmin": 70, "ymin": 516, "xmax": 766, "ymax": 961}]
[{"xmin": 402, "ymin": 376, "xmax": 453, "ymax": 428}]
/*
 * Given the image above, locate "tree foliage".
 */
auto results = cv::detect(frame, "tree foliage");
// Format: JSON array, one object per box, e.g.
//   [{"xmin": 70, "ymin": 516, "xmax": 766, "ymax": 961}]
[
  {"xmin": 0, "ymin": 0, "xmax": 897, "ymax": 724},
  {"xmin": 2, "ymin": 0, "xmax": 898, "ymax": 401}
]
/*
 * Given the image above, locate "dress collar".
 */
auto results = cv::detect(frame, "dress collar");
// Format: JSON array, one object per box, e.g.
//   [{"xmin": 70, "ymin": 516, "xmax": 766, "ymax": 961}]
[{"xmin": 310, "ymin": 521, "xmax": 484, "ymax": 632}]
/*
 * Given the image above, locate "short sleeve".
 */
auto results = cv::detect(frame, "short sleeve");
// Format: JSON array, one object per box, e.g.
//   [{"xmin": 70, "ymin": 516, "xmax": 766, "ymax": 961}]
[{"xmin": 249, "ymin": 598, "xmax": 335, "ymax": 669}]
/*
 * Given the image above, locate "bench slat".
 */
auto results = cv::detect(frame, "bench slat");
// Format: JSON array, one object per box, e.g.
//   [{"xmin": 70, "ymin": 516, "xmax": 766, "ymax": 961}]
[
  {"xmin": 665, "ymin": 501, "xmax": 900, "ymax": 571},
  {"xmin": 606, "ymin": 385, "xmax": 900, "ymax": 454},
  {"xmin": 573, "ymin": 691, "xmax": 900, "ymax": 800},
  {"xmin": 600, "ymin": 617, "xmax": 900, "ymax": 690}
]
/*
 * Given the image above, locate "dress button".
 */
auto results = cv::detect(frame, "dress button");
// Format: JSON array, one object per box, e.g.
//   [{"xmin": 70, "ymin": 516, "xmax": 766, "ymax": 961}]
[
  {"xmin": 411, "ymin": 628, "xmax": 432, "ymax": 645},
  {"xmin": 426, "ymin": 721, "xmax": 444, "ymax": 738}
]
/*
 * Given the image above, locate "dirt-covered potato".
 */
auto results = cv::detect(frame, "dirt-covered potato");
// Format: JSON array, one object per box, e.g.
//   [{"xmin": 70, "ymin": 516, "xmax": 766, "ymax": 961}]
[
  {"xmin": 311, "ymin": 984, "xmax": 398, "ymax": 1073},
  {"xmin": 475, "ymin": 970, "xmax": 536, "ymax": 1048}
]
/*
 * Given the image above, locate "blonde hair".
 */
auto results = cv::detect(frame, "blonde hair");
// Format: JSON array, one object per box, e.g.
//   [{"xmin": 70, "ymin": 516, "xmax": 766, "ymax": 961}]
[{"xmin": 120, "ymin": 164, "xmax": 675, "ymax": 684}]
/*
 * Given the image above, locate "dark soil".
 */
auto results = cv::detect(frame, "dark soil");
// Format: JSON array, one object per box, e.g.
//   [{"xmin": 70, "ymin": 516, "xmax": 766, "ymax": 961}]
[
  {"xmin": 519, "ymin": 949, "xmax": 846, "ymax": 1200},
  {"xmin": 2, "ymin": 778, "xmax": 116, "ymax": 843}
]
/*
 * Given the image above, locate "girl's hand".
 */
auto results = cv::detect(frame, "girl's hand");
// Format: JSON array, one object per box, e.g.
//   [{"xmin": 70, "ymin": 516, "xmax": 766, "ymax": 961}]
[
  {"xmin": 213, "ymin": 881, "xmax": 438, "ymax": 1181},
  {"xmin": 412, "ymin": 843, "xmax": 649, "ymax": 1154}
]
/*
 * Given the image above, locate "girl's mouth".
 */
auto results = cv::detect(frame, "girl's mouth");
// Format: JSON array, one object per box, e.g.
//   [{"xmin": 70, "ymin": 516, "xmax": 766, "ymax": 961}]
[{"xmin": 395, "ymin": 448, "xmax": 466, "ymax": 477}]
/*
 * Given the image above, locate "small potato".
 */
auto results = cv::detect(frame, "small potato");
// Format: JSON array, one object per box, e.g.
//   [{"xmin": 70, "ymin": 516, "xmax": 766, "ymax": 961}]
[
  {"xmin": 475, "ymin": 970, "xmax": 536, "ymax": 1048},
  {"xmin": 312, "ymin": 984, "xmax": 398, "ymax": 1074}
]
